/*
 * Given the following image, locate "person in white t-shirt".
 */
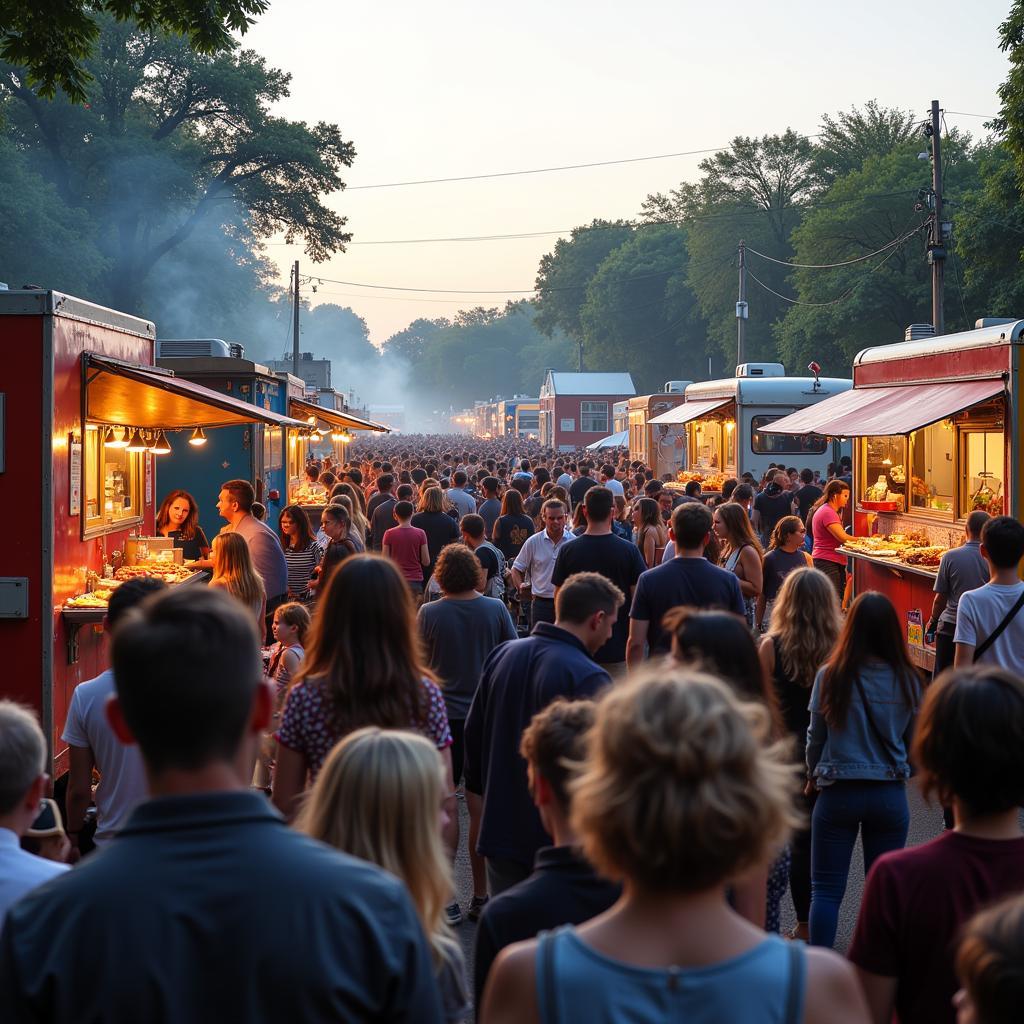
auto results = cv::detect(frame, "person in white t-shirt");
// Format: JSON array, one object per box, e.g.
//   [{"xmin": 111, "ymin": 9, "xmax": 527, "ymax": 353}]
[
  {"xmin": 0, "ymin": 702, "xmax": 69, "ymax": 930},
  {"xmin": 954, "ymin": 516, "xmax": 1024, "ymax": 676},
  {"xmin": 63, "ymin": 577, "xmax": 166, "ymax": 851}
]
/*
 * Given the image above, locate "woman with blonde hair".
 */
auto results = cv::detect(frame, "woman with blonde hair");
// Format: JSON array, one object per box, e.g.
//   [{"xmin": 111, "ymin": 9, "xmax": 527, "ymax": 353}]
[
  {"xmin": 412, "ymin": 485, "xmax": 461, "ymax": 585},
  {"xmin": 632, "ymin": 496, "xmax": 667, "ymax": 569},
  {"xmin": 481, "ymin": 667, "xmax": 869, "ymax": 1024},
  {"xmin": 330, "ymin": 484, "xmax": 368, "ymax": 545},
  {"xmin": 299, "ymin": 727, "xmax": 469, "ymax": 1022},
  {"xmin": 714, "ymin": 501, "xmax": 763, "ymax": 627},
  {"xmin": 210, "ymin": 532, "xmax": 266, "ymax": 629},
  {"xmin": 758, "ymin": 567, "xmax": 841, "ymax": 941}
]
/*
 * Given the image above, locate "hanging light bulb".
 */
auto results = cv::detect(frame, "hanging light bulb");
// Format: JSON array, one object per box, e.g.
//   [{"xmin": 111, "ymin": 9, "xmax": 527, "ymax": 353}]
[
  {"xmin": 125, "ymin": 428, "xmax": 148, "ymax": 452},
  {"xmin": 106, "ymin": 426, "xmax": 129, "ymax": 448},
  {"xmin": 189, "ymin": 427, "xmax": 207, "ymax": 446},
  {"xmin": 149, "ymin": 429, "xmax": 171, "ymax": 455},
  {"xmin": 339, "ymin": 431, "xmax": 352, "ymax": 444},
  {"xmin": 102, "ymin": 426, "xmax": 117, "ymax": 447}
]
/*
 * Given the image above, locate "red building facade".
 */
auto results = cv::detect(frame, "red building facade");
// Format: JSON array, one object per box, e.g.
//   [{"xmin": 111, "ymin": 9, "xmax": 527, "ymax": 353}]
[{"xmin": 539, "ymin": 371, "xmax": 636, "ymax": 451}]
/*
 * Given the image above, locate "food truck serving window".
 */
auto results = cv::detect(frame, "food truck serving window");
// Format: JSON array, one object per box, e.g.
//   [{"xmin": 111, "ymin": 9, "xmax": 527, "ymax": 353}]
[
  {"xmin": 751, "ymin": 415, "xmax": 827, "ymax": 455},
  {"xmin": 909, "ymin": 422, "xmax": 955, "ymax": 515},
  {"xmin": 83, "ymin": 425, "xmax": 144, "ymax": 536},
  {"xmin": 860, "ymin": 436, "xmax": 908, "ymax": 509}
]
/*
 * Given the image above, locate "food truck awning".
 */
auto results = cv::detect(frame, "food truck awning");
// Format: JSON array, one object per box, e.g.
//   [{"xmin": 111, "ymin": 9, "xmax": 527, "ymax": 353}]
[
  {"xmin": 85, "ymin": 354, "xmax": 307, "ymax": 429},
  {"xmin": 289, "ymin": 398, "xmax": 390, "ymax": 433},
  {"xmin": 648, "ymin": 398, "xmax": 733, "ymax": 425},
  {"xmin": 586, "ymin": 429, "xmax": 628, "ymax": 450},
  {"xmin": 763, "ymin": 378, "xmax": 1006, "ymax": 437}
]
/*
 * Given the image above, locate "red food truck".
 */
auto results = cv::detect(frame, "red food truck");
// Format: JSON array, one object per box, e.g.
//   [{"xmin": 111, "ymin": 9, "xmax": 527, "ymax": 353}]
[
  {"xmin": 766, "ymin": 320, "xmax": 1020, "ymax": 672},
  {"xmin": 0, "ymin": 289, "xmax": 304, "ymax": 776}
]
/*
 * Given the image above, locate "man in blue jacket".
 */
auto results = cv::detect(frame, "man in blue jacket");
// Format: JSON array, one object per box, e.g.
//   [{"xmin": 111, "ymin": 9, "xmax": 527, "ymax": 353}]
[{"xmin": 464, "ymin": 572, "xmax": 622, "ymax": 896}]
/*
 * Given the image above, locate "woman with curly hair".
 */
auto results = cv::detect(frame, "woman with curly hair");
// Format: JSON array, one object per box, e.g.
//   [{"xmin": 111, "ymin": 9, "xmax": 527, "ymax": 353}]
[
  {"xmin": 759, "ymin": 567, "xmax": 842, "ymax": 940},
  {"xmin": 481, "ymin": 667, "xmax": 868, "ymax": 1024}
]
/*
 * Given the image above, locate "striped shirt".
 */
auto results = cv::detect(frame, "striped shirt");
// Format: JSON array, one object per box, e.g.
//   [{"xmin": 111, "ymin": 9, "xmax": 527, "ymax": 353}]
[{"xmin": 283, "ymin": 541, "xmax": 322, "ymax": 599}]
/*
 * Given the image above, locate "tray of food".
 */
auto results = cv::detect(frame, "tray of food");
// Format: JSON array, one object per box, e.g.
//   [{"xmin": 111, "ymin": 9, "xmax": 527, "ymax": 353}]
[
  {"xmin": 113, "ymin": 562, "xmax": 201, "ymax": 584},
  {"xmin": 900, "ymin": 546, "xmax": 945, "ymax": 568}
]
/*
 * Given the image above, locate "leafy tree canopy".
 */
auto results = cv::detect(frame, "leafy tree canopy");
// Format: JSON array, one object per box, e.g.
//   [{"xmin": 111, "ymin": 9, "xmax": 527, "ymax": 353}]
[
  {"xmin": 0, "ymin": 0, "xmax": 267, "ymax": 102},
  {"xmin": 813, "ymin": 100, "xmax": 921, "ymax": 185}
]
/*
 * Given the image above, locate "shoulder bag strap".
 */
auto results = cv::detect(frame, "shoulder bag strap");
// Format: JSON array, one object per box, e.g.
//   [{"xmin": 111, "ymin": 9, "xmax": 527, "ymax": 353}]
[
  {"xmin": 974, "ymin": 590, "xmax": 1024, "ymax": 661},
  {"xmin": 852, "ymin": 673, "xmax": 899, "ymax": 770},
  {"xmin": 536, "ymin": 930, "xmax": 559, "ymax": 1024},
  {"xmin": 783, "ymin": 941, "xmax": 806, "ymax": 1024}
]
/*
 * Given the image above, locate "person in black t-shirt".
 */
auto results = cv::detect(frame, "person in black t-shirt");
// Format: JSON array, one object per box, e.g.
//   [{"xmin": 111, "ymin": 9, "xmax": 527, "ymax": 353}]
[
  {"xmin": 473, "ymin": 698, "xmax": 620, "ymax": 1006},
  {"xmin": 491, "ymin": 489, "xmax": 535, "ymax": 562},
  {"xmin": 794, "ymin": 468, "xmax": 824, "ymax": 527},
  {"xmin": 752, "ymin": 472, "xmax": 796, "ymax": 546},
  {"xmin": 568, "ymin": 462, "xmax": 599, "ymax": 507},
  {"xmin": 551, "ymin": 487, "xmax": 647, "ymax": 667}
]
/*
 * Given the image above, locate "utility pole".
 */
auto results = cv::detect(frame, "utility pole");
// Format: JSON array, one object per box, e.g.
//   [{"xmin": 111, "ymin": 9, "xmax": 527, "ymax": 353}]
[
  {"xmin": 927, "ymin": 100, "xmax": 945, "ymax": 336},
  {"xmin": 291, "ymin": 259, "xmax": 300, "ymax": 378},
  {"xmin": 736, "ymin": 240, "xmax": 748, "ymax": 368},
  {"xmin": 578, "ymin": 337, "xmax": 584, "ymax": 373}
]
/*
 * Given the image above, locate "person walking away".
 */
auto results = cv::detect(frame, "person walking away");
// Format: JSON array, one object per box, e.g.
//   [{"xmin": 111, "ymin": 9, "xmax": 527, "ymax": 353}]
[
  {"xmin": 473, "ymin": 699, "xmax": 620, "ymax": 1007},
  {"xmin": 464, "ymin": 573, "xmax": 620, "ymax": 896},
  {"xmin": 491, "ymin": 487, "xmax": 535, "ymax": 564},
  {"xmin": 217, "ymin": 478, "xmax": 288, "ymax": 641},
  {"xmin": 369, "ymin": 478, "xmax": 401, "ymax": 551},
  {"xmin": 806, "ymin": 592, "xmax": 921, "ymax": 948},
  {"xmin": 808, "ymin": 480, "xmax": 854, "ymax": 601},
  {"xmin": 599, "ymin": 465, "xmax": 623, "ymax": 497},
  {"xmin": 955, "ymin": 894, "xmax": 1024, "ymax": 1024},
  {"xmin": 209, "ymin": 533, "xmax": 266, "ymax": 632},
  {"xmin": 794, "ymin": 469, "xmax": 823, "ymax": 544},
  {"xmin": 0, "ymin": 703, "xmax": 70, "ymax": 929},
  {"xmin": 418, "ymin": 544, "xmax": 516, "ymax": 925},
  {"xmin": 752, "ymin": 471, "xmax": 796, "ymax": 548},
  {"xmin": 478, "ymin": 477, "xmax": 503, "ymax": 540},
  {"xmin": 460, "ymin": 514, "xmax": 505, "ymax": 600},
  {"xmin": 446, "ymin": 471, "xmax": 477, "ymax": 521},
  {"xmin": 298, "ymin": 728, "xmax": 469, "ymax": 1023},
  {"xmin": 926, "ymin": 510, "xmax": 989, "ymax": 677},
  {"xmin": 0, "ymin": 587, "xmax": 442, "ymax": 1022},
  {"xmin": 665, "ymin": 608, "xmax": 790, "ymax": 932},
  {"xmin": 365, "ymin": 472, "xmax": 395, "ymax": 522},
  {"xmin": 412, "ymin": 485, "xmax": 461, "ymax": 587},
  {"xmin": 480, "ymin": 668, "xmax": 869, "ymax": 1024},
  {"xmin": 758, "ymin": 567, "xmax": 842, "ymax": 941},
  {"xmin": 383, "ymin": 500, "xmax": 430, "ymax": 600},
  {"xmin": 756, "ymin": 515, "xmax": 813, "ymax": 632},
  {"xmin": 510, "ymin": 499, "xmax": 575, "ymax": 629},
  {"xmin": 551, "ymin": 487, "xmax": 647, "ymax": 674},
  {"xmin": 568, "ymin": 463, "xmax": 599, "ymax": 508},
  {"xmin": 63, "ymin": 578, "xmax": 166, "ymax": 853},
  {"xmin": 626, "ymin": 503, "xmax": 745, "ymax": 668},
  {"xmin": 713, "ymin": 502, "xmax": 763, "ymax": 628},
  {"xmin": 953, "ymin": 515, "xmax": 1024, "ymax": 674},
  {"xmin": 632, "ymin": 496, "xmax": 667, "ymax": 569},
  {"xmin": 272, "ymin": 556, "xmax": 454, "ymax": 835},
  {"xmin": 848, "ymin": 665, "xmax": 1024, "ymax": 1024}
]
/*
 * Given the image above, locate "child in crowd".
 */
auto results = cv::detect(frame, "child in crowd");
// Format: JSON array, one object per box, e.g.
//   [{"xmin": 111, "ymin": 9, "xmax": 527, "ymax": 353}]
[
  {"xmin": 383, "ymin": 500, "xmax": 430, "ymax": 598},
  {"xmin": 298, "ymin": 727, "xmax": 469, "ymax": 1023}
]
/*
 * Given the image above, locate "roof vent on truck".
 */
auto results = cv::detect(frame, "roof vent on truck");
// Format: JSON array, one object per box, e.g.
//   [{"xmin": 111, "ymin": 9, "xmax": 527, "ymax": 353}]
[
  {"xmin": 734, "ymin": 363, "xmax": 784, "ymax": 378},
  {"xmin": 904, "ymin": 323, "xmax": 935, "ymax": 341},
  {"xmin": 157, "ymin": 338, "xmax": 244, "ymax": 359},
  {"xmin": 663, "ymin": 380, "xmax": 693, "ymax": 393}
]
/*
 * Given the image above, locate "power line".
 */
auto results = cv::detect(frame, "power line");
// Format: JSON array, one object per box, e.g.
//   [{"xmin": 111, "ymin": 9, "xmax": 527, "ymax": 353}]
[
  {"xmin": 343, "ymin": 144, "xmax": 742, "ymax": 190},
  {"xmin": 944, "ymin": 110, "xmax": 996, "ymax": 119},
  {"xmin": 745, "ymin": 227, "xmax": 915, "ymax": 270}
]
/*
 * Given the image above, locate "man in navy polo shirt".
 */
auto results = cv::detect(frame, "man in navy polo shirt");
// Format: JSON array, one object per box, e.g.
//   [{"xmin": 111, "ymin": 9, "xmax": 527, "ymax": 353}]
[{"xmin": 0, "ymin": 587, "xmax": 441, "ymax": 1023}]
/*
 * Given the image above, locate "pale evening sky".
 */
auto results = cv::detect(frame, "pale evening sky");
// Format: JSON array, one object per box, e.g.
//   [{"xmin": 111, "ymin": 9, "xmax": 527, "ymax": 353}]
[{"xmin": 243, "ymin": 0, "xmax": 1011, "ymax": 346}]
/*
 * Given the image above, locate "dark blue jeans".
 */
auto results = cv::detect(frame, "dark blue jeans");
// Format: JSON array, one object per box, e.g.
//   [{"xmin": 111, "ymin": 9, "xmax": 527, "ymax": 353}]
[{"xmin": 809, "ymin": 780, "xmax": 909, "ymax": 947}]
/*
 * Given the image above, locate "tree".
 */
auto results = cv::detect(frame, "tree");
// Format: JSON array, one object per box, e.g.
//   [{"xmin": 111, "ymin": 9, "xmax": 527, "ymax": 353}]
[
  {"xmin": 381, "ymin": 317, "xmax": 450, "ymax": 366},
  {"xmin": 533, "ymin": 220, "xmax": 634, "ymax": 342},
  {"xmin": 994, "ymin": 1, "xmax": 1024, "ymax": 188},
  {"xmin": 0, "ymin": 0, "xmax": 267, "ymax": 102},
  {"xmin": 577, "ymin": 225, "xmax": 710, "ymax": 391},
  {"xmin": 1, "ymin": 15, "xmax": 355, "ymax": 312},
  {"xmin": 813, "ymin": 100, "xmax": 921, "ymax": 185},
  {"xmin": 775, "ymin": 139, "xmax": 979, "ymax": 369}
]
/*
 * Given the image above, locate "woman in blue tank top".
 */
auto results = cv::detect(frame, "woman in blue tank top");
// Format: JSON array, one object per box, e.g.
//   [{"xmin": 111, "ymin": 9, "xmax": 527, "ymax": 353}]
[{"xmin": 480, "ymin": 668, "xmax": 870, "ymax": 1024}]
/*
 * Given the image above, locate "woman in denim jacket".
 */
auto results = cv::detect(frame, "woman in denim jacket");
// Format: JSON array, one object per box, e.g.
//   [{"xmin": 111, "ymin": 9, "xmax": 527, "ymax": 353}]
[{"xmin": 806, "ymin": 592, "xmax": 920, "ymax": 948}]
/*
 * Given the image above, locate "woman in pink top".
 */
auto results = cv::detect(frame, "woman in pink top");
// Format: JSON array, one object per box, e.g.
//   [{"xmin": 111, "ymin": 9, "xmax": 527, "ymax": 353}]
[{"xmin": 809, "ymin": 480, "xmax": 854, "ymax": 600}]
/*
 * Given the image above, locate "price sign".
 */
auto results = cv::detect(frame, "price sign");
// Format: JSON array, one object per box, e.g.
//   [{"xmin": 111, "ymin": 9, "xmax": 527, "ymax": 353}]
[{"xmin": 69, "ymin": 435, "xmax": 82, "ymax": 516}]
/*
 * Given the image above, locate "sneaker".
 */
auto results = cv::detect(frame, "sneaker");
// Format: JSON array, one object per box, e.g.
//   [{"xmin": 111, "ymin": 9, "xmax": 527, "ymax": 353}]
[
  {"xmin": 445, "ymin": 901, "xmax": 463, "ymax": 926},
  {"xmin": 467, "ymin": 895, "xmax": 489, "ymax": 922}
]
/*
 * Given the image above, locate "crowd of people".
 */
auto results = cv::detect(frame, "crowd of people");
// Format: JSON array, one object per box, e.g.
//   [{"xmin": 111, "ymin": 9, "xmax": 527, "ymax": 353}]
[{"xmin": 2, "ymin": 435, "xmax": 1024, "ymax": 1023}]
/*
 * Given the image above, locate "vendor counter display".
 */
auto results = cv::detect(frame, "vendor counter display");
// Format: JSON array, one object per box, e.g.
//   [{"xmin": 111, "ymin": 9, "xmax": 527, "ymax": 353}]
[
  {"xmin": 839, "ymin": 532, "xmax": 946, "ymax": 575},
  {"xmin": 674, "ymin": 470, "xmax": 728, "ymax": 492},
  {"xmin": 63, "ymin": 561, "xmax": 205, "ymax": 614}
]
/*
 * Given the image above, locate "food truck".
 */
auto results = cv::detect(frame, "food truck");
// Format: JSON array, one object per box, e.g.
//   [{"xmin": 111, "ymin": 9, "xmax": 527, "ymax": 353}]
[
  {"xmin": 0, "ymin": 290, "xmax": 305, "ymax": 774},
  {"xmin": 764, "ymin": 321, "xmax": 1020, "ymax": 670},
  {"xmin": 650, "ymin": 364, "xmax": 851, "ymax": 494},
  {"xmin": 627, "ymin": 384, "xmax": 691, "ymax": 478}
]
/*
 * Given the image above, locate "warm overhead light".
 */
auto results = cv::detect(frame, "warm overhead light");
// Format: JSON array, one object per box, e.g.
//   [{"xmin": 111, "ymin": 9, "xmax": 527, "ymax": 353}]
[
  {"xmin": 149, "ymin": 429, "xmax": 171, "ymax": 455},
  {"xmin": 102, "ymin": 426, "xmax": 117, "ymax": 447},
  {"xmin": 106, "ymin": 426, "xmax": 129, "ymax": 448},
  {"xmin": 340, "ymin": 431, "xmax": 352, "ymax": 444},
  {"xmin": 125, "ymin": 429, "xmax": 148, "ymax": 452},
  {"xmin": 189, "ymin": 427, "xmax": 207, "ymax": 446}
]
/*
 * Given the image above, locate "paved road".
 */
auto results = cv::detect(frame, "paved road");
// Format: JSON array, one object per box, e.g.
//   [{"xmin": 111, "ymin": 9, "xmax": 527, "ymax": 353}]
[{"xmin": 451, "ymin": 781, "xmax": 947, "ymax": 1019}]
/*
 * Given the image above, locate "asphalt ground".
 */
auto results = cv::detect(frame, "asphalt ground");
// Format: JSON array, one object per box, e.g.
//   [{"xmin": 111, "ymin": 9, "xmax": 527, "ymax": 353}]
[{"xmin": 450, "ymin": 781, "xmax": 948, "ymax": 1020}]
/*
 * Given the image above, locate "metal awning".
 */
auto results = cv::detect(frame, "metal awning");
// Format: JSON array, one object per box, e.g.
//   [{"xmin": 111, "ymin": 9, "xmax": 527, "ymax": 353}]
[
  {"xmin": 648, "ymin": 397, "xmax": 733, "ymax": 426},
  {"xmin": 85, "ymin": 354, "xmax": 307, "ymax": 429},
  {"xmin": 586, "ymin": 429, "xmax": 628, "ymax": 450},
  {"xmin": 289, "ymin": 397, "xmax": 390, "ymax": 433},
  {"xmin": 763, "ymin": 378, "xmax": 1006, "ymax": 436}
]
